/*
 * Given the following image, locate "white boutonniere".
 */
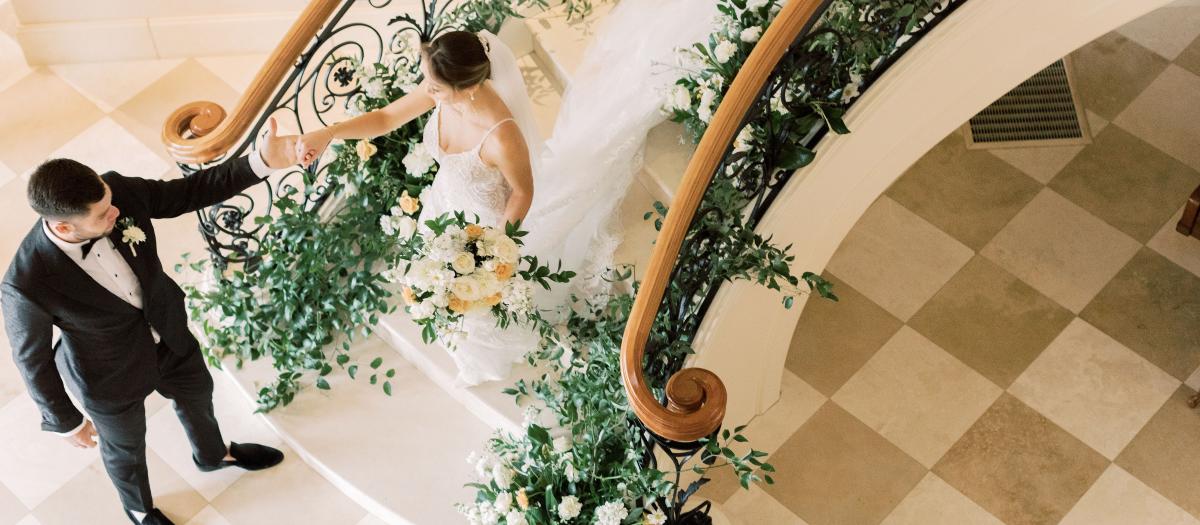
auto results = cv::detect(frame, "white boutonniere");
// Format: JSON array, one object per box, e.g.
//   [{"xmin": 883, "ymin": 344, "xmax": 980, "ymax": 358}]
[{"xmin": 118, "ymin": 217, "xmax": 146, "ymax": 257}]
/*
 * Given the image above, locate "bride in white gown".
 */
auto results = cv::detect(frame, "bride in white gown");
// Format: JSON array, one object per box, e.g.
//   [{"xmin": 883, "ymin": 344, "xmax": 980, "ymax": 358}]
[{"xmin": 296, "ymin": 0, "xmax": 717, "ymax": 385}]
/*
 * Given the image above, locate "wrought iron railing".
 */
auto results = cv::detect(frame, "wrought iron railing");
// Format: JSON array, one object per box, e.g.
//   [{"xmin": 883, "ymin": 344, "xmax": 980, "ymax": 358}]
[{"xmin": 623, "ymin": 0, "xmax": 967, "ymax": 520}]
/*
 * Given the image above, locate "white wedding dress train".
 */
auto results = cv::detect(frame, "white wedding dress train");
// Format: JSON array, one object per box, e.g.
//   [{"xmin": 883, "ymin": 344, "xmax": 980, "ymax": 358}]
[{"xmin": 417, "ymin": 0, "xmax": 718, "ymax": 385}]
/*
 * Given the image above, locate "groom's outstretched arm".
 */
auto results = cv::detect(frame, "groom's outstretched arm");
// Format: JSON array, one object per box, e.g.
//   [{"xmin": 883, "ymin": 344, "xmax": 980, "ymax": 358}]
[{"xmin": 120, "ymin": 117, "xmax": 297, "ymax": 219}]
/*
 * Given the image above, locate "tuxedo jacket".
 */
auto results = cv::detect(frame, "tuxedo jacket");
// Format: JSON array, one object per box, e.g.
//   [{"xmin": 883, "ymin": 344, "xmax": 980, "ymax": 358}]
[{"xmin": 2, "ymin": 157, "xmax": 262, "ymax": 433}]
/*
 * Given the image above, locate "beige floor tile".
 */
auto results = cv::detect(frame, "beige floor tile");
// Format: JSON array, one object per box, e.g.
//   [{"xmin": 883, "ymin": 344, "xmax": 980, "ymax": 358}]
[
  {"xmin": 723, "ymin": 485, "xmax": 808, "ymax": 525},
  {"xmin": 1085, "ymin": 109, "xmax": 1109, "ymax": 136},
  {"xmin": 695, "ymin": 372, "xmax": 826, "ymax": 505},
  {"xmin": 1081, "ymin": 248, "xmax": 1200, "ymax": 380},
  {"xmin": 33, "ymin": 450, "xmax": 206, "ymax": 525},
  {"xmin": 1049, "ymin": 125, "xmax": 1200, "ymax": 243},
  {"xmin": 1177, "ymin": 34, "xmax": 1200, "ymax": 76},
  {"xmin": 1116, "ymin": 6, "xmax": 1200, "ymax": 60},
  {"xmin": 49, "ymin": 59, "xmax": 184, "ymax": 113},
  {"xmin": 0, "ymin": 69, "xmax": 103, "ymax": 174},
  {"xmin": 0, "ymin": 395, "xmax": 97, "ymax": 510},
  {"xmin": 355, "ymin": 514, "xmax": 391, "ymax": 525},
  {"xmin": 146, "ymin": 369, "xmax": 281, "ymax": 503},
  {"xmin": 933, "ymin": 394, "xmax": 1109, "ymax": 525},
  {"xmin": 14, "ymin": 515, "xmax": 42, "ymax": 525},
  {"xmin": 1070, "ymin": 32, "xmax": 1170, "ymax": 120},
  {"xmin": 1188, "ymin": 366, "xmax": 1200, "ymax": 392},
  {"xmin": 1009, "ymin": 319, "xmax": 1179, "ymax": 459},
  {"xmin": 909, "ymin": 256, "xmax": 1075, "ymax": 388},
  {"xmin": 1149, "ymin": 205, "xmax": 1200, "ymax": 279},
  {"xmin": 209, "ymin": 446, "xmax": 366, "ymax": 525},
  {"xmin": 45, "ymin": 117, "xmax": 171, "ymax": 180},
  {"xmin": 886, "ymin": 134, "xmax": 1042, "ymax": 250},
  {"xmin": 833, "ymin": 327, "xmax": 1001, "ymax": 467},
  {"xmin": 0, "ymin": 160, "xmax": 13, "ymax": 188},
  {"xmin": 981, "ymin": 189, "xmax": 1141, "ymax": 312},
  {"xmin": 0, "ymin": 481, "xmax": 27, "ymax": 525},
  {"xmin": 0, "ymin": 179, "xmax": 37, "ymax": 273},
  {"xmin": 762, "ymin": 402, "xmax": 925, "ymax": 525},
  {"xmin": 195, "ymin": 55, "xmax": 268, "ymax": 94},
  {"xmin": 988, "ymin": 144, "xmax": 1085, "ymax": 185},
  {"xmin": 826, "ymin": 196, "xmax": 974, "ymax": 321},
  {"xmin": 110, "ymin": 60, "xmax": 239, "ymax": 163},
  {"xmin": 1115, "ymin": 65, "xmax": 1200, "ymax": 173},
  {"xmin": 880, "ymin": 473, "xmax": 1004, "ymax": 525},
  {"xmin": 786, "ymin": 273, "xmax": 902, "ymax": 396},
  {"xmin": 0, "ymin": 329, "xmax": 25, "ymax": 409},
  {"xmin": 185, "ymin": 506, "xmax": 233, "ymax": 525},
  {"xmin": 1060, "ymin": 464, "xmax": 1200, "ymax": 525},
  {"xmin": 1116, "ymin": 386, "xmax": 1200, "ymax": 518}
]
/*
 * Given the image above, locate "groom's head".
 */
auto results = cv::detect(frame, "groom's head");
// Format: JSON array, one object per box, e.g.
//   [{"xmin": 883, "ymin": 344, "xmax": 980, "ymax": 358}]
[{"xmin": 27, "ymin": 158, "xmax": 119, "ymax": 242}]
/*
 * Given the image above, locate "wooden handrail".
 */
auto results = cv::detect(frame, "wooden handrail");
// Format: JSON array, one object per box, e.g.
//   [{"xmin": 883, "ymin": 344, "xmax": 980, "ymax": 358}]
[
  {"xmin": 619, "ymin": 0, "xmax": 827, "ymax": 442},
  {"xmin": 1177, "ymin": 183, "xmax": 1200, "ymax": 238},
  {"xmin": 162, "ymin": 0, "xmax": 342, "ymax": 164}
]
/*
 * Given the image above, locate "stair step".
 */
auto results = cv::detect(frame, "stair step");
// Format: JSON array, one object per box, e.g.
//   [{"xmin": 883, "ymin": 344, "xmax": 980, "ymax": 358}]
[{"xmin": 222, "ymin": 336, "xmax": 490, "ymax": 525}]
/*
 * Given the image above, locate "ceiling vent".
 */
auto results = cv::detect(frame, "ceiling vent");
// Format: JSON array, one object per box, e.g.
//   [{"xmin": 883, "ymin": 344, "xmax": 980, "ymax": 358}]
[{"xmin": 964, "ymin": 58, "xmax": 1090, "ymax": 149}]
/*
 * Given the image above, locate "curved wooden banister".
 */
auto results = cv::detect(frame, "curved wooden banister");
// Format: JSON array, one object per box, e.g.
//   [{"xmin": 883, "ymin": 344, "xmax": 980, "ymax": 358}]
[
  {"xmin": 620, "ymin": 0, "xmax": 827, "ymax": 442},
  {"xmin": 162, "ymin": 0, "xmax": 342, "ymax": 164}
]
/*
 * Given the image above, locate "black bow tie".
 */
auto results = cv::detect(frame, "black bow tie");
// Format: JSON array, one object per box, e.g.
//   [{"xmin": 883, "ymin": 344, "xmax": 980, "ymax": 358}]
[{"xmin": 80, "ymin": 237, "xmax": 102, "ymax": 259}]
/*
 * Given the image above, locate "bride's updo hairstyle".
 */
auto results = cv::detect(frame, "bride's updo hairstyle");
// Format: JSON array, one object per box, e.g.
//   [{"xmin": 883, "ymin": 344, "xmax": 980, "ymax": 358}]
[{"xmin": 421, "ymin": 31, "xmax": 491, "ymax": 90}]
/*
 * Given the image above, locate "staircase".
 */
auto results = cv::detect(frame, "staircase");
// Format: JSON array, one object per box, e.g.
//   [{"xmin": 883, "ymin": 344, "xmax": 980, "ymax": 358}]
[{"xmin": 217, "ymin": 3, "xmax": 708, "ymax": 523}]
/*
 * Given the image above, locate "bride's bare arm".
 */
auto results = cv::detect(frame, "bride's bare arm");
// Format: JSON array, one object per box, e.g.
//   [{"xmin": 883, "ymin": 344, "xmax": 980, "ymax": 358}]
[
  {"xmin": 485, "ymin": 124, "xmax": 534, "ymax": 227},
  {"xmin": 295, "ymin": 80, "xmax": 437, "ymax": 163}
]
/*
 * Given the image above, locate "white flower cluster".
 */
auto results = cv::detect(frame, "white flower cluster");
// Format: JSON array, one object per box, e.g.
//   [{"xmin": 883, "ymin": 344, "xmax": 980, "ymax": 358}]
[
  {"xmin": 594, "ymin": 501, "xmax": 628, "ymax": 525},
  {"xmin": 557, "ymin": 495, "xmax": 582, "ymax": 521},
  {"xmin": 379, "ymin": 190, "xmax": 420, "ymax": 240},
  {"xmin": 403, "ymin": 142, "xmax": 436, "ymax": 175}
]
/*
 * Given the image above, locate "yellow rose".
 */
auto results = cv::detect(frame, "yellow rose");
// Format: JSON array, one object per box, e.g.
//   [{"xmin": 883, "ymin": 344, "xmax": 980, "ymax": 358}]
[
  {"xmin": 493, "ymin": 262, "xmax": 515, "ymax": 281},
  {"xmin": 464, "ymin": 224, "xmax": 484, "ymax": 239},
  {"xmin": 399, "ymin": 191, "xmax": 420, "ymax": 215},
  {"xmin": 401, "ymin": 286, "xmax": 417, "ymax": 306},
  {"xmin": 448, "ymin": 295, "xmax": 472, "ymax": 313},
  {"xmin": 515, "ymin": 489, "xmax": 529, "ymax": 511},
  {"xmin": 355, "ymin": 140, "xmax": 377, "ymax": 161},
  {"xmin": 482, "ymin": 293, "xmax": 502, "ymax": 307}
]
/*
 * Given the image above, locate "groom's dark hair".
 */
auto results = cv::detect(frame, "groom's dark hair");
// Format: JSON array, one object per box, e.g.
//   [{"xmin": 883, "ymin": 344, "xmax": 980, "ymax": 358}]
[
  {"xmin": 422, "ymin": 31, "xmax": 491, "ymax": 90},
  {"xmin": 27, "ymin": 158, "xmax": 105, "ymax": 219}
]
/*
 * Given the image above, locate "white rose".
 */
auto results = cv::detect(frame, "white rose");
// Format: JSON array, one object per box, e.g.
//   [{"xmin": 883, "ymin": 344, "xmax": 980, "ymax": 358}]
[
  {"xmin": 595, "ymin": 501, "xmax": 628, "ymax": 525},
  {"xmin": 492, "ymin": 464, "xmax": 514, "ymax": 489},
  {"xmin": 493, "ymin": 492, "xmax": 513, "ymax": 514},
  {"xmin": 452, "ymin": 276, "xmax": 486, "ymax": 301},
  {"xmin": 492, "ymin": 236, "xmax": 520, "ymax": 264},
  {"xmin": 746, "ymin": 0, "xmax": 768, "ymax": 10},
  {"xmin": 666, "ymin": 84, "xmax": 692, "ymax": 113},
  {"xmin": 409, "ymin": 301, "xmax": 435, "ymax": 320},
  {"xmin": 698, "ymin": 88, "xmax": 716, "ymax": 123},
  {"xmin": 402, "ymin": 145, "xmax": 435, "ymax": 174},
  {"xmin": 505, "ymin": 511, "xmax": 528, "ymax": 525},
  {"xmin": 713, "ymin": 40, "xmax": 737, "ymax": 64},
  {"xmin": 557, "ymin": 495, "xmax": 582, "ymax": 521},
  {"xmin": 396, "ymin": 216, "xmax": 417, "ymax": 239},
  {"xmin": 740, "ymin": 26, "xmax": 762, "ymax": 43},
  {"xmin": 646, "ymin": 509, "xmax": 668, "ymax": 525},
  {"xmin": 733, "ymin": 126, "xmax": 754, "ymax": 153},
  {"xmin": 452, "ymin": 252, "xmax": 476, "ymax": 275}
]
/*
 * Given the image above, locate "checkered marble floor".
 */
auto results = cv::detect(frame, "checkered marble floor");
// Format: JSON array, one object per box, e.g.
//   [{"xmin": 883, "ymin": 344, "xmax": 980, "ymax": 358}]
[{"xmin": 698, "ymin": 5, "xmax": 1200, "ymax": 525}]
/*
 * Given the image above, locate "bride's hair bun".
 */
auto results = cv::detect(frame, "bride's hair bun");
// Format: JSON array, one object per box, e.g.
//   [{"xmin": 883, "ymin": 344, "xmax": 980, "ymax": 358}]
[{"xmin": 421, "ymin": 30, "xmax": 491, "ymax": 90}]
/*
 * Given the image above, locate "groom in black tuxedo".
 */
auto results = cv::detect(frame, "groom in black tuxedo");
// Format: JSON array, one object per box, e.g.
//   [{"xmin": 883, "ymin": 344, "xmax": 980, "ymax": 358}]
[{"xmin": 2, "ymin": 119, "xmax": 295, "ymax": 525}]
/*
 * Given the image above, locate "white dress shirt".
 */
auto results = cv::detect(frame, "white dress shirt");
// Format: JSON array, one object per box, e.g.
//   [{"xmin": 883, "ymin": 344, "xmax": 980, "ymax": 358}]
[{"xmin": 45, "ymin": 152, "xmax": 273, "ymax": 439}]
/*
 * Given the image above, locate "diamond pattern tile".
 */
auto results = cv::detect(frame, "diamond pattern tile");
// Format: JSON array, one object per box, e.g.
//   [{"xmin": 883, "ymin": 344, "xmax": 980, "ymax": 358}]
[
  {"xmin": 1116, "ymin": 386, "xmax": 1200, "ymax": 518},
  {"xmin": 1070, "ymin": 32, "xmax": 1169, "ymax": 120},
  {"xmin": 1114, "ymin": 64, "xmax": 1200, "ymax": 173},
  {"xmin": 0, "ymin": 68, "xmax": 103, "ymax": 174},
  {"xmin": 1059, "ymin": 464, "xmax": 1200, "ymax": 525},
  {"xmin": 880, "ymin": 473, "xmax": 1004, "ymax": 525},
  {"xmin": 45, "ymin": 117, "xmax": 171, "ymax": 180}
]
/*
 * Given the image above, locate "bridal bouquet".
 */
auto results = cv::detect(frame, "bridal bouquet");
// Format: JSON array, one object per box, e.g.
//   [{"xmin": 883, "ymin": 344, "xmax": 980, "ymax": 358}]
[{"xmin": 394, "ymin": 212, "xmax": 574, "ymax": 348}]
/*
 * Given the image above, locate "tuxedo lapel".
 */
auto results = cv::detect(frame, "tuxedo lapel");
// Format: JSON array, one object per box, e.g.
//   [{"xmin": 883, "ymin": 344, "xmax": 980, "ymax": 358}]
[{"xmin": 33, "ymin": 225, "xmax": 137, "ymax": 313}]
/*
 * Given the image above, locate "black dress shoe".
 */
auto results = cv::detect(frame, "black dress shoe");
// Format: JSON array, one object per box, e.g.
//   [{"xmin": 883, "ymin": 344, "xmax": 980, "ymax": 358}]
[
  {"xmin": 124, "ymin": 508, "xmax": 174, "ymax": 525},
  {"xmin": 195, "ymin": 442, "xmax": 285, "ymax": 472}
]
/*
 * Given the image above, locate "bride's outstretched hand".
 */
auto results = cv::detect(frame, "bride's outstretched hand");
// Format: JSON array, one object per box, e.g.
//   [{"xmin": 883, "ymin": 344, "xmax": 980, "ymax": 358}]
[{"xmin": 294, "ymin": 128, "xmax": 333, "ymax": 165}]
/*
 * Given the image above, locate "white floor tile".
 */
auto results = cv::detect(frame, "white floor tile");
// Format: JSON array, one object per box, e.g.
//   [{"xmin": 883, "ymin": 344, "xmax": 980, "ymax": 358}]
[
  {"xmin": 184, "ymin": 505, "xmax": 233, "ymax": 525},
  {"xmin": 723, "ymin": 485, "xmax": 808, "ymax": 525},
  {"xmin": 881, "ymin": 473, "xmax": 1004, "ymax": 525},
  {"xmin": 195, "ymin": 55, "xmax": 269, "ymax": 94},
  {"xmin": 50, "ymin": 59, "xmax": 183, "ymax": 113},
  {"xmin": 0, "ymin": 395, "xmax": 98, "ymax": 509},
  {"xmin": 44, "ymin": 117, "xmax": 170, "ymax": 180},
  {"xmin": 1060, "ymin": 464, "xmax": 1200, "ymax": 525}
]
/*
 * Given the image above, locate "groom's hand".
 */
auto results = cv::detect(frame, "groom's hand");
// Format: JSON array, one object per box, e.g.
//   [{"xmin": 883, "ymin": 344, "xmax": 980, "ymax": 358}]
[
  {"xmin": 260, "ymin": 117, "xmax": 299, "ymax": 169},
  {"xmin": 64, "ymin": 420, "xmax": 98, "ymax": 449}
]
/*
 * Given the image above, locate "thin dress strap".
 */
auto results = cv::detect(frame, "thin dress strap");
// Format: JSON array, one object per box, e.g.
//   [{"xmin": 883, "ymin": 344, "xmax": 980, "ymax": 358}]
[{"xmin": 474, "ymin": 118, "xmax": 515, "ymax": 150}]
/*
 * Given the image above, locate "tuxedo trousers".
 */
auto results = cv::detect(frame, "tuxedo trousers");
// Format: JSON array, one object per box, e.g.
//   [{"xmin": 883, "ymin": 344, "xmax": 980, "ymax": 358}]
[{"xmin": 67, "ymin": 342, "xmax": 227, "ymax": 513}]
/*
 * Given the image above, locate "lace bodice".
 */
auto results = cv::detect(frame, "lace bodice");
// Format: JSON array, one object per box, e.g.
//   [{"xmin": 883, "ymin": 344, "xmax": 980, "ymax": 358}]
[{"xmin": 419, "ymin": 105, "xmax": 514, "ymax": 227}]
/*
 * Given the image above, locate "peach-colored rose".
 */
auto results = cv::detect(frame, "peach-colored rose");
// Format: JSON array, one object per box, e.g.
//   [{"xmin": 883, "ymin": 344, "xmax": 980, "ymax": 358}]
[
  {"xmin": 493, "ymin": 262, "xmax": 515, "ymax": 281},
  {"xmin": 401, "ymin": 286, "xmax": 417, "ymax": 306},
  {"xmin": 464, "ymin": 224, "xmax": 484, "ymax": 239},
  {"xmin": 515, "ymin": 489, "xmax": 529, "ymax": 511},
  {"xmin": 448, "ymin": 295, "xmax": 471, "ymax": 313},
  {"xmin": 398, "ymin": 191, "xmax": 420, "ymax": 215},
  {"xmin": 482, "ymin": 293, "xmax": 503, "ymax": 307}
]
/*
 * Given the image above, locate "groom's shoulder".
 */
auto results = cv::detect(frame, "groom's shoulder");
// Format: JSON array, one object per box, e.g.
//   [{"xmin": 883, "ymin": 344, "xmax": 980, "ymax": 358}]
[{"xmin": 4, "ymin": 221, "xmax": 48, "ymax": 287}]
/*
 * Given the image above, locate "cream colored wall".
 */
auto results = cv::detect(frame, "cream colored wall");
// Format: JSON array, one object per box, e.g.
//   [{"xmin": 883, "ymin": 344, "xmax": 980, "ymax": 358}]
[
  {"xmin": 11, "ymin": 0, "xmax": 308, "ymax": 64},
  {"xmin": 690, "ymin": 0, "xmax": 1177, "ymax": 429}
]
